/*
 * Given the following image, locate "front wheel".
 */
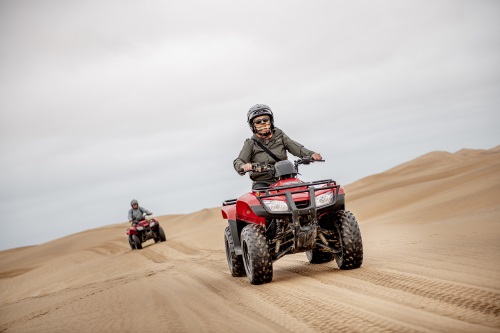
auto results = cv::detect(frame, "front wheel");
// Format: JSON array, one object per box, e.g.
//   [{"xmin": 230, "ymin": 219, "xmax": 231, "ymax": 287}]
[
  {"xmin": 158, "ymin": 226, "xmax": 167, "ymax": 242},
  {"xmin": 241, "ymin": 224, "xmax": 273, "ymax": 285},
  {"xmin": 128, "ymin": 236, "xmax": 136, "ymax": 250},
  {"xmin": 132, "ymin": 234, "xmax": 142, "ymax": 250},
  {"xmin": 333, "ymin": 210, "xmax": 363, "ymax": 269},
  {"xmin": 224, "ymin": 227, "xmax": 245, "ymax": 277}
]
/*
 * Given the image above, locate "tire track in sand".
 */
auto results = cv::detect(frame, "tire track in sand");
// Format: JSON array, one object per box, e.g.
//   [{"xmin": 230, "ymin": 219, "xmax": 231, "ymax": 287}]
[
  {"xmin": 187, "ymin": 253, "xmax": 432, "ymax": 333},
  {"xmin": 0, "ymin": 267, "xmax": 170, "ymax": 332},
  {"xmin": 279, "ymin": 260, "xmax": 500, "ymax": 330}
]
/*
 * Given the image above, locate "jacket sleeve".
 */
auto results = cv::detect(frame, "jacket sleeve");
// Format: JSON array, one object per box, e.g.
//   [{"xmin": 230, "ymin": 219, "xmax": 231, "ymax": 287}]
[
  {"xmin": 128, "ymin": 209, "xmax": 133, "ymax": 221},
  {"xmin": 282, "ymin": 132, "xmax": 315, "ymax": 158},
  {"xmin": 233, "ymin": 139, "xmax": 253, "ymax": 175}
]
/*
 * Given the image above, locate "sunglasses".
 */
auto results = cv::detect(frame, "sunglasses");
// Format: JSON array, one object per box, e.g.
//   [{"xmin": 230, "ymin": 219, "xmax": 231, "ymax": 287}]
[{"xmin": 253, "ymin": 117, "xmax": 270, "ymax": 125}]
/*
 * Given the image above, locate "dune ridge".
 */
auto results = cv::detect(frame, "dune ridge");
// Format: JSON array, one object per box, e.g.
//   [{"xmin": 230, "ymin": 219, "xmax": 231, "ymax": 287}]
[
  {"xmin": 1, "ymin": 146, "xmax": 499, "ymax": 333},
  {"xmin": 346, "ymin": 146, "xmax": 500, "ymax": 224}
]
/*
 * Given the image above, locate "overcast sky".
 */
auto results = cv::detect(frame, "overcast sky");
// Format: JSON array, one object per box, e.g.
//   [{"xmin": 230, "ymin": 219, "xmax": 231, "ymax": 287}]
[{"xmin": 1, "ymin": 0, "xmax": 499, "ymax": 251}]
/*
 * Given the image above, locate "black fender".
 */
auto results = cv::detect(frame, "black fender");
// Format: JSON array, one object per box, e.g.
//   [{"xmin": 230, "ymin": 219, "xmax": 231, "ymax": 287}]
[{"xmin": 228, "ymin": 219, "xmax": 248, "ymax": 256}]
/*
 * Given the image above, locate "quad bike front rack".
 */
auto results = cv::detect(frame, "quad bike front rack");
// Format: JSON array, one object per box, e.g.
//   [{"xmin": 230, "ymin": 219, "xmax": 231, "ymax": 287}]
[{"xmin": 255, "ymin": 179, "xmax": 340, "ymax": 219}]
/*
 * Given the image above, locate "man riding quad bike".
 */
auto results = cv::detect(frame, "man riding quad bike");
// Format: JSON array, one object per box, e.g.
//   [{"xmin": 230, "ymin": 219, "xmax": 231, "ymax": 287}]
[
  {"xmin": 234, "ymin": 104, "xmax": 323, "ymax": 189},
  {"xmin": 223, "ymin": 104, "xmax": 363, "ymax": 284},
  {"xmin": 222, "ymin": 158, "xmax": 363, "ymax": 284},
  {"xmin": 127, "ymin": 199, "xmax": 166, "ymax": 249}
]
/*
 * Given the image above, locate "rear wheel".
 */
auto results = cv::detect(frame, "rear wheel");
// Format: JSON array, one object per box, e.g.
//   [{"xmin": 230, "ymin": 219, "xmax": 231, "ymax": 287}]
[
  {"xmin": 154, "ymin": 230, "xmax": 161, "ymax": 243},
  {"xmin": 224, "ymin": 227, "xmax": 245, "ymax": 277},
  {"xmin": 332, "ymin": 210, "xmax": 363, "ymax": 269},
  {"xmin": 306, "ymin": 248, "xmax": 334, "ymax": 264},
  {"xmin": 132, "ymin": 234, "xmax": 142, "ymax": 250},
  {"xmin": 241, "ymin": 224, "xmax": 273, "ymax": 285}
]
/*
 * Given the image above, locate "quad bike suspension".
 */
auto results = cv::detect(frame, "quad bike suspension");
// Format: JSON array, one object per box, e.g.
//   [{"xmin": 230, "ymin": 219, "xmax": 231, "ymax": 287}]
[{"xmin": 275, "ymin": 218, "xmax": 286, "ymax": 252}]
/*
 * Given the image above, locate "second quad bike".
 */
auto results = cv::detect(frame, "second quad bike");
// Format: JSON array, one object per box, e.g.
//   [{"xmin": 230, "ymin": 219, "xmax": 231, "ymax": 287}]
[
  {"xmin": 222, "ymin": 157, "xmax": 363, "ymax": 285},
  {"xmin": 127, "ymin": 214, "xmax": 166, "ymax": 250}
]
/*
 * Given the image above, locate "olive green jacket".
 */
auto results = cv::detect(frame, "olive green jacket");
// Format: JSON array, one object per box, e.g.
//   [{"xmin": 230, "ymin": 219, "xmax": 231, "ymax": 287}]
[{"xmin": 233, "ymin": 128, "xmax": 315, "ymax": 184}]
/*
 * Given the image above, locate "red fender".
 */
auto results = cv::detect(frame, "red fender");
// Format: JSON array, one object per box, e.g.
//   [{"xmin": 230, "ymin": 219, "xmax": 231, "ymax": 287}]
[
  {"xmin": 127, "ymin": 226, "xmax": 138, "ymax": 236},
  {"xmin": 221, "ymin": 204, "xmax": 236, "ymax": 220},
  {"xmin": 236, "ymin": 192, "xmax": 266, "ymax": 225}
]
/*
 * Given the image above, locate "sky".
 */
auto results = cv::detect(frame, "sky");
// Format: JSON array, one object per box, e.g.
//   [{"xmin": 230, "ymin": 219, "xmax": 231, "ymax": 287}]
[{"xmin": 0, "ymin": 0, "xmax": 499, "ymax": 251}]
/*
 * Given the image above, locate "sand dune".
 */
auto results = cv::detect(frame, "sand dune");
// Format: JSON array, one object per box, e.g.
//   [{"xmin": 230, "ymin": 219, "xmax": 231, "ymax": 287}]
[{"xmin": 1, "ymin": 147, "xmax": 499, "ymax": 332}]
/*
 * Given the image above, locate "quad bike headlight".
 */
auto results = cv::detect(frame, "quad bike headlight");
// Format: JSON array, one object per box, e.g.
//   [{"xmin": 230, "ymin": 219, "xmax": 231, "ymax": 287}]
[
  {"xmin": 315, "ymin": 191, "xmax": 334, "ymax": 207},
  {"xmin": 136, "ymin": 226, "xmax": 144, "ymax": 231},
  {"xmin": 263, "ymin": 200, "xmax": 289, "ymax": 212}
]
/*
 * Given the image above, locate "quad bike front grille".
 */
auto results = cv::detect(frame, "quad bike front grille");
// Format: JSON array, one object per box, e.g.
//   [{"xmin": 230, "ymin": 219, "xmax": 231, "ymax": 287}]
[
  {"xmin": 256, "ymin": 179, "xmax": 340, "ymax": 218},
  {"xmin": 295, "ymin": 200, "xmax": 309, "ymax": 209}
]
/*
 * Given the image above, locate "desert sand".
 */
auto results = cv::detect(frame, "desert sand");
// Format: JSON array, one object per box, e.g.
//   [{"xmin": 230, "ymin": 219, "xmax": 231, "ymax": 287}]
[{"xmin": 1, "ymin": 147, "xmax": 499, "ymax": 333}]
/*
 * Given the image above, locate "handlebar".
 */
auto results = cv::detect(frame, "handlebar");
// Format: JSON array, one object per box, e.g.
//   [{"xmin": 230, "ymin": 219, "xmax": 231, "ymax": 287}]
[
  {"xmin": 130, "ymin": 212, "xmax": 153, "ymax": 224},
  {"xmin": 241, "ymin": 157, "xmax": 325, "ymax": 173},
  {"xmin": 295, "ymin": 157, "xmax": 325, "ymax": 165}
]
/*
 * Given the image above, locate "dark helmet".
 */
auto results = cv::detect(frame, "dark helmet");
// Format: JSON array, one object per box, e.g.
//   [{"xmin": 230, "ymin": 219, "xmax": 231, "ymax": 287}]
[
  {"xmin": 274, "ymin": 160, "xmax": 297, "ymax": 179},
  {"xmin": 247, "ymin": 104, "xmax": 274, "ymax": 133},
  {"xmin": 130, "ymin": 199, "xmax": 138, "ymax": 207}
]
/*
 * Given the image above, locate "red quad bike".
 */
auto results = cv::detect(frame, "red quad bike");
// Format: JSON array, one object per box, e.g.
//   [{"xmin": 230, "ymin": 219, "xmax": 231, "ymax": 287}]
[
  {"xmin": 127, "ymin": 214, "xmax": 167, "ymax": 250},
  {"xmin": 222, "ymin": 157, "xmax": 363, "ymax": 285}
]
